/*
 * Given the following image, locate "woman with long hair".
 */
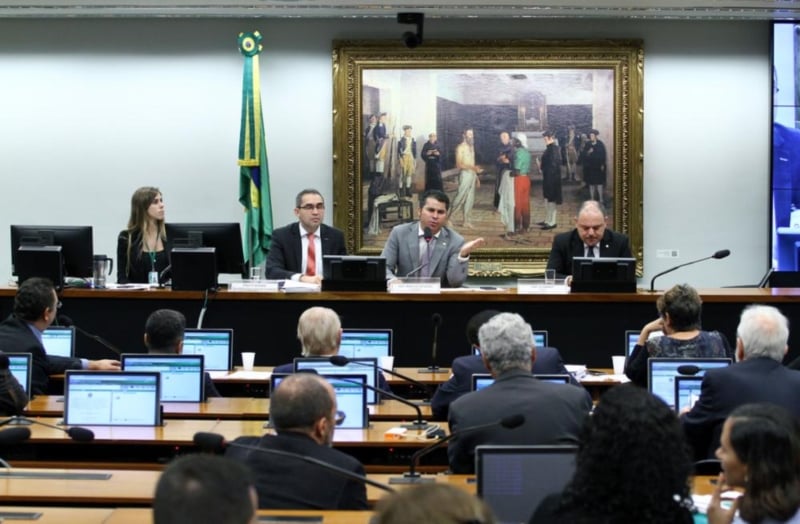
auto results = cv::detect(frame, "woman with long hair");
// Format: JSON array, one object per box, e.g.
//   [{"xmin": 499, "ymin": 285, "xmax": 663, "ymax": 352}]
[{"xmin": 116, "ymin": 186, "xmax": 168, "ymax": 284}]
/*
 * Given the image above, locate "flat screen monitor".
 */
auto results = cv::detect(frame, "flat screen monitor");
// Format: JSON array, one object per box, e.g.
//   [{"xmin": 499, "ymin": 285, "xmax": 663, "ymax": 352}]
[
  {"xmin": 674, "ymin": 375, "xmax": 704, "ymax": 414},
  {"xmin": 165, "ymin": 222, "xmax": 246, "ymax": 276},
  {"xmin": 294, "ymin": 357, "xmax": 379, "ymax": 404},
  {"xmin": 571, "ymin": 256, "xmax": 636, "ymax": 293},
  {"xmin": 121, "ymin": 354, "xmax": 204, "ymax": 402},
  {"xmin": 182, "ymin": 328, "xmax": 233, "ymax": 371},
  {"xmin": 476, "ymin": 445, "xmax": 578, "ymax": 524},
  {"xmin": 268, "ymin": 373, "xmax": 368, "ymax": 429},
  {"xmin": 624, "ymin": 329, "xmax": 663, "ymax": 357},
  {"xmin": 647, "ymin": 357, "xmax": 732, "ymax": 408},
  {"xmin": 10, "ymin": 225, "xmax": 94, "ymax": 278},
  {"xmin": 6, "ymin": 353, "xmax": 32, "ymax": 399},
  {"xmin": 321, "ymin": 255, "xmax": 387, "ymax": 292},
  {"xmin": 64, "ymin": 370, "xmax": 161, "ymax": 426},
  {"xmin": 42, "ymin": 326, "xmax": 75, "ymax": 358},
  {"xmin": 340, "ymin": 329, "xmax": 392, "ymax": 359}
]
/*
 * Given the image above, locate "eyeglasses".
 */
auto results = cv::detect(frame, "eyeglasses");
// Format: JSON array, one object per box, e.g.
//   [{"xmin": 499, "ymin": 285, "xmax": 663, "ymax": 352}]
[
  {"xmin": 334, "ymin": 410, "xmax": 346, "ymax": 426},
  {"xmin": 298, "ymin": 203, "xmax": 325, "ymax": 211}
]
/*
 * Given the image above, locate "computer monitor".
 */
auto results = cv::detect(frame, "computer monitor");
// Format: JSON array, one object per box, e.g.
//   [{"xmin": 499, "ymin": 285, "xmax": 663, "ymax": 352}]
[
  {"xmin": 268, "ymin": 373, "xmax": 368, "ymax": 429},
  {"xmin": 647, "ymin": 357, "xmax": 732, "ymax": 408},
  {"xmin": 121, "ymin": 354, "xmax": 205, "ymax": 402},
  {"xmin": 340, "ymin": 329, "xmax": 392, "ymax": 359},
  {"xmin": 10, "ymin": 224, "xmax": 94, "ymax": 279},
  {"xmin": 674, "ymin": 375, "xmax": 704, "ymax": 414},
  {"xmin": 64, "ymin": 370, "xmax": 162, "ymax": 426},
  {"xmin": 42, "ymin": 326, "xmax": 76, "ymax": 358},
  {"xmin": 624, "ymin": 329, "xmax": 664, "ymax": 357},
  {"xmin": 164, "ymin": 222, "xmax": 246, "ymax": 277},
  {"xmin": 476, "ymin": 445, "xmax": 578, "ymax": 524},
  {"xmin": 6, "ymin": 353, "xmax": 32, "ymax": 398},
  {"xmin": 294, "ymin": 357, "xmax": 379, "ymax": 404},
  {"xmin": 571, "ymin": 256, "xmax": 636, "ymax": 293},
  {"xmin": 182, "ymin": 328, "xmax": 233, "ymax": 371},
  {"xmin": 321, "ymin": 255, "xmax": 387, "ymax": 292}
]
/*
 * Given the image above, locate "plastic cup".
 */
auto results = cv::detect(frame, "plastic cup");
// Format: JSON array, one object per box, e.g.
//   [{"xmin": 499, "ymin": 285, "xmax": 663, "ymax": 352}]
[
  {"xmin": 611, "ymin": 355, "xmax": 626, "ymax": 375},
  {"xmin": 241, "ymin": 352, "xmax": 256, "ymax": 371}
]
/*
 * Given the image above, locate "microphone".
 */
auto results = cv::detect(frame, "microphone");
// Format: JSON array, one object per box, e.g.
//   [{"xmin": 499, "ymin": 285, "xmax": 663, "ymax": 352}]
[
  {"xmin": 419, "ymin": 313, "xmax": 442, "ymax": 373},
  {"xmin": 403, "ymin": 229, "xmax": 434, "ymax": 278},
  {"xmin": 404, "ymin": 261, "xmax": 429, "ymax": 278},
  {"xmin": 328, "ymin": 355, "xmax": 433, "ymax": 404},
  {"xmin": 423, "ymin": 227, "xmax": 433, "ymax": 242},
  {"xmin": 649, "ymin": 249, "xmax": 731, "ymax": 292},
  {"xmin": 676, "ymin": 365, "xmax": 703, "ymax": 376},
  {"xmin": 335, "ymin": 377, "xmax": 431, "ymax": 430},
  {"xmin": 0, "ymin": 416, "xmax": 94, "ymax": 442},
  {"xmin": 57, "ymin": 314, "xmax": 121, "ymax": 356},
  {"xmin": 0, "ymin": 426, "xmax": 31, "ymax": 445},
  {"xmin": 193, "ymin": 432, "xmax": 395, "ymax": 494},
  {"xmin": 389, "ymin": 414, "xmax": 525, "ymax": 484}
]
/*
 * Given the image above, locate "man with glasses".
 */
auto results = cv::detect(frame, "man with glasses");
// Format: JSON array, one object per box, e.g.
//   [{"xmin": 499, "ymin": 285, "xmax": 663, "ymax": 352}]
[
  {"xmin": 225, "ymin": 372, "xmax": 368, "ymax": 510},
  {"xmin": 0, "ymin": 277, "xmax": 119, "ymax": 395},
  {"xmin": 265, "ymin": 189, "xmax": 347, "ymax": 285}
]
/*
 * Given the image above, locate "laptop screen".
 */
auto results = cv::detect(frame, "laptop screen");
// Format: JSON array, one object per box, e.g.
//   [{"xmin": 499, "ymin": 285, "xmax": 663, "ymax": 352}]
[
  {"xmin": 268, "ymin": 373, "xmax": 367, "ymax": 429},
  {"xmin": 64, "ymin": 370, "xmax": 161, "ymax": 426},
  {"xmin": 182, "ymin": 328, "xmax": 233, "ymax": 371},
  {"xmin": 674, "ymin": 376, "xmax": 704, "ymax": 413},
  {"xmin": 340, "ymin": 329, "xmax": 392, "ymax": 359},
  {"xmin": 625, "ymin": 330, "xmax": 640, "ymax": 357},
  {"xmin": 477, "ymin": 445, "xmax": 577, "ymax": 524},
  {"xmin": 121, "ymin": 354, "xmax": 204, "ymax": 402},
  {"xmin": 42, "ymin": 326, "xmax": 75, "ymax": 358},
  {"xmin": 294, "ymin": 357, "xmax": 379, "ymax": 404},
  {"xmin": 648, "ymin": 358, "xmax": 731, "ymax": 408},
  {"xmin": 6, "ymin": 353, "xmax": 32, "ymax": 398}
]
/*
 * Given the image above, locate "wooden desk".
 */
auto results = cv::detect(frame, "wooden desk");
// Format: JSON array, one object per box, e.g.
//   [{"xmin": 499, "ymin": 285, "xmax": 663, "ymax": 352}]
[
  {"xmin": 0, "ymin": 507, "xmax": 115, "ymax": 524},
  {"xmin": 106, "ymin": 508, "xmax": 374, "ymax": 524}
]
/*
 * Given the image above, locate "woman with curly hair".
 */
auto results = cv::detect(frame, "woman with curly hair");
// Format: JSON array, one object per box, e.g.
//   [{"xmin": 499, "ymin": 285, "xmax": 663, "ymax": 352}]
[
  {"xmin": 116, "ymin": 186, "xmax": 169, "ymax": 284},
  {"xmin": 530, "ymin": 383, "xmax": 695, "ymax": 524},
  {"xmin": 707, "ymin": 403, "xmax": 800, "ymax": 524}
]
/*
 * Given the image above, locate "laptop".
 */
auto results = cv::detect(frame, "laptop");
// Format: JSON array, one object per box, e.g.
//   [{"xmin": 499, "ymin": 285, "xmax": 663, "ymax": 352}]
[
  {"xmin": 42, "ymin": 326, "xmax": 75, "ymax": 358},
  {"xmin": 339, "ymin": 328, "xmax": 392, "ymax": 360},
  {"xmin": 647, "ymin": 357, "xmax": 732, "ymax": 408},
  {"xmin": 471, "ymin": 373, "xmax": 570, "ymax": 391},
  {"xmin": 182, "ymin": 328, "xmax": 233, "ymax": 371},
  {"xmin": 121, "ymin": 354, "xmax": 205, "ymax": 402},
  {"xmin": 476, "ymin": 445, "xmax": 578, "ymax": 523},
  {"xmin": 64, "ymin": 370, "xmax": 161, "ymax": 426},
  {"xmin": 473, "ymin": 330, "xmax": 548, "ymax": 356},
  {"xmin": 267, "ymin": 373, "xmax": 368, "ymax": 429},
  {"xmin": 294, "ymin": 357, "xmax": 379, "ymax": 404},
  {"xmin": 674, "ymin": 375, "xmax": 704, "ymax": 413},
  {"xmin": 6, "ymin": 353, "xmax": 32, "ymax": 398}
]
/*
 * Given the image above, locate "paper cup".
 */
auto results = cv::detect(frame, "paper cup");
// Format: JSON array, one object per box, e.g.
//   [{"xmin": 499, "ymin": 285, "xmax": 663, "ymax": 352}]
[
  {"xmin": 241, "ymin": 352, "xmax": 256, "ymax": 371},
  {"xmin": 611, "ymin": 355, "xmax": 626, "ymax": 375},
  {"xmin": 379, "ymin": 356, "xmax": 395, "ymax": 370}
]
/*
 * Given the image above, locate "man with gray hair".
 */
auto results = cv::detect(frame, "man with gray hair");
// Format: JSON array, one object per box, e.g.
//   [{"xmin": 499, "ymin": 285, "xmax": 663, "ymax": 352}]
[
  {"xmin": 447, "ymin": 312, "xmax": 592, "ymax": 474},
  {"xmin": 682, "ymin": 304, "xmax": 800, "ymax": 459}
]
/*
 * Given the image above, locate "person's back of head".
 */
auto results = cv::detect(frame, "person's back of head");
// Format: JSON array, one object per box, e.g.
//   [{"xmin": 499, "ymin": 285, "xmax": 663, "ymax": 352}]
[
  {"xmin": 297, "ymin": 307, "xmax": 341, "ymax": 357},
  {"xmin": 153, "ymin": 454, "xmax": 257, "ymax": 524},
  {"xmin": 13, "ymin": 277, "xmax": 55, "ymax": 322},
  {"xmin": 736, "ymin": 305, "xmax": 789, "ymax": 362},
  {"xmin": 372, "ymin": 484, "xmax": 496, "ymax": 524},
  {"xmin": 657, "ymin": 284, "xmax": 702, "ymax": 332},
  {"xmin": 466, "ymin": 309, "xmax": 501, "ymax": 348},
  {"xmin": 270, "ymin": 373, "xmax": 334, "ymax": 437},
  {"xmin": 145, "ymin": 309, "xmax": 186, "ymax": 354},
  {"xmin": 477, "ymin": 312, "xmax": 533, "ymax": 375}
]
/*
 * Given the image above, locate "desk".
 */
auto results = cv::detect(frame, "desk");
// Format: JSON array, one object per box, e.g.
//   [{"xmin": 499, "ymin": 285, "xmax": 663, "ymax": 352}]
[
  {"xmin": 0, "ymin": 507, "xmax": 115, "ymax": 524},
  {"xmin": 106, "ymin": 509, "xmax": 374, "ymax": 524}
]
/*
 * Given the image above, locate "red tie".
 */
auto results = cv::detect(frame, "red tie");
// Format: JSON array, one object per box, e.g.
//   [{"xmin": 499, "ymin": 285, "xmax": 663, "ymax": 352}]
[{"xmin": 306, "ymin": 233, "xmax": 316, "ymax": 276}]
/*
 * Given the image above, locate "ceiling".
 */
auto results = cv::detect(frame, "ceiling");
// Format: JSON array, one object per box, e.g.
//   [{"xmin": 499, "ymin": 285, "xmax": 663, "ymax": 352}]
[{"xmin": 1, "ymin": 0, "xmax": 799, "ymax": 20}]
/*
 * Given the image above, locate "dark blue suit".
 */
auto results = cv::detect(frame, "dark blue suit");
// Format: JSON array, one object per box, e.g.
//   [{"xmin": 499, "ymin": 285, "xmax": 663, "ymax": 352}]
[{"xmin": 265, "ymin": 223, "xmax": 346, "ymax": 280}]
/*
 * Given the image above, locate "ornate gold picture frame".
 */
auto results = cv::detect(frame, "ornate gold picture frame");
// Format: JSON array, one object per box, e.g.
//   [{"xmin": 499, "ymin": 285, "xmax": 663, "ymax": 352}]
[{"xmin": 332, "ymin": 39, "xmax": 643, "ymax": 277}]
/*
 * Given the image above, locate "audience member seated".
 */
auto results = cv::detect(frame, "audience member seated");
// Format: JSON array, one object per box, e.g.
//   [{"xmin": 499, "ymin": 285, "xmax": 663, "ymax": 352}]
[
  {"xmin": 0, "ymin": 277, "xmax": 119, "ymax": 395},
  {"xmin": 707, "ymin": 403, "xmax": 800, "ymax": 524},
  {"xmin": 626, "ymin": 284, "xmax": 733, "ymax": 387},
  {"xmin": 682, "ymin": 305, "xmax": 800, "ymax": 459},
  {"xmin": 154, "ymin": 454, "xmax": 257, "ymax": 524},
  {"xmin": 447, "ymin": 312, "xmax": 591, "ymax": 474},
  {"xmin": 225, "ymin": 373, "xmax": 368, "ymax": 510},
  {"xmin": 431, "ymin": 309, "xmax": 580, "ymax": 420},
  {"xmin": 272, "ymin": 306, "xmax": 390, "ymax": 393},
  {"xmin": 0, "ymin": 353, "xmax": 26, "ymax": 416},
  {"xmin": 529, "ymin": 384, "xmax": 694, "ymax": 524},
  {"xmin": 372, "ymin": 484, "xmax": 497, "ymax": 524},
  {"xmin": 144, "ymin": 308, "xmax": 220, "ymax": 398}
]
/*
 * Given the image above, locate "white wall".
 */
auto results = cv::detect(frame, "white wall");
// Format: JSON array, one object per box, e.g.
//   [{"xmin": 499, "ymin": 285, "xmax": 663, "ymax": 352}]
[{"xmin": 0, "ymin": 18, "xmax": 770, "ymax": 288}]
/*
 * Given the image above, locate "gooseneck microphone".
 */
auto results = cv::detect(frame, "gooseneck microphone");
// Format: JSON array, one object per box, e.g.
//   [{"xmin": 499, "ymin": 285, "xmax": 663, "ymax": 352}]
[
  {"xmin": 419, "ymin": 313, "xmax": 442, "ymax": 373},
  {"xmin": 57, "ymin": 314, "xmax": 121, "ymax": 357},
  {"xmin": 0, "ymin": 426, "xmax": 31, "ymax": 445},
  {"xmin": 328, "ymin": 355, "xmax": 433, "ymax": 404},
  {"xmin": 676, "ymin": 365, "xmax": 702, "ymax": 376},
  {"xmin": 193, "ymin": 432, "xmax": 395, "ymax": 494},
  {"xmin": 389, "ymin": 414, "xmax": 525, "ymax": 484},
  {"xmin": 336, "ymin": 377, "xmax": 431, "ymax": 430},
  {"xmin": 649, "ymin": 249, "xmax": 731, "ymax": 292},
  {"xmin": 0, "ymin": 416, "xmax": 95, "ymax": 442}
]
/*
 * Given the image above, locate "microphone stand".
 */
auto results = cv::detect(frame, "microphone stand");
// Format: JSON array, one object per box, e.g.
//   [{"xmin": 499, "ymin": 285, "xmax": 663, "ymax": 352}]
[
  {"xmin": 57, "ymin": 315, "xmax": 121, "ymax": 356},
  {"xmin": 649, "ymin": 250, "xmax": 731, "ymax": 292},
  {"xmin": 419, "ymin": 313, "xmax": 442, "ymax": 373},
  {"xmin": 337, "ymin": 378, "xmax": 430, "ymax": 430}
]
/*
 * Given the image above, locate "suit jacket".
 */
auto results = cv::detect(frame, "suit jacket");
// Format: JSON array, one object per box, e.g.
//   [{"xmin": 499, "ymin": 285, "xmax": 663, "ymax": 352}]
[
  {"xmin": 265, "ymin": 223, "xmax": 347, "ymax": 280},
  {"xmin": 225, "ymin": 432, "xmax": 368, "ymax": 510},
  {"xmin": 681, "ymin": 357, "xmax": 800, "ymax": 459},
  {"xmin": 546, "ymin": 228, "xmax": 632, "ymax": 278},
  {"xmin": 381, "ymin": 222, "xmax": 468, "ymax": 288},
  {"xmin": 447, "ymin": 369, "xmax": 592, "ymax": 474},
  {"xmin": 430, "ymin": 348, "xmax": 582, "ymax": 420},
  {"xmin": 0, "ymin": 316, "xmax": 82, "ymax": 395},
  {"xmin": 0, "ymin": 366, "xmax": 28, "ymax": 416}
]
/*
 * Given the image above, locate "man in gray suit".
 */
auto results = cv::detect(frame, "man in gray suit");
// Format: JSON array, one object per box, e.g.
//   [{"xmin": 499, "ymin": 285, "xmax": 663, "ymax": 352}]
[
  {"xmin": 447, "ymin": 312, "xmax": 592, "ymax": 474},
  {"xmin": 380, "ymin": 189, "xmax": 484, "ymax": 288}
]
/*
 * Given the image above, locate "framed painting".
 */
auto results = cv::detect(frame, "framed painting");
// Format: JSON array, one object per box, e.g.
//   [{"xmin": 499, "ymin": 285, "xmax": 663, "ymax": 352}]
[{"xmin": 332, "ymin": 39, "xmax": 643, "ymax": 277}]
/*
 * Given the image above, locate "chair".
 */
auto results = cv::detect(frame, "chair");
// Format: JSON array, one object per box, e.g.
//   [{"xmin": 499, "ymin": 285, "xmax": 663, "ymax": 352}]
[{"xmin": 693, "ymin": 459, "xmax": 722, "ymax": 476}]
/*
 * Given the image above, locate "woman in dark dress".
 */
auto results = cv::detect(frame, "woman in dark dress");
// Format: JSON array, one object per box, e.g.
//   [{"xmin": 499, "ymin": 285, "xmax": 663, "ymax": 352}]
[{"xmin": 116, "ymin": 186, "xmax": 169, "ymax": 284}]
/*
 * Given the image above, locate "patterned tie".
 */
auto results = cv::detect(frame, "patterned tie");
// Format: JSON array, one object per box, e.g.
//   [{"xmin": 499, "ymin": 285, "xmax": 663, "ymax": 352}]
[{"xmin": 306, "ymin": 232, "xmax": 316, "ymax": 276}]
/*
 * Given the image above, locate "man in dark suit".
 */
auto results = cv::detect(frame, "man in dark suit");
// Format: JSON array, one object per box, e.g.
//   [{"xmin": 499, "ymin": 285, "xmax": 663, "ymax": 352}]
[
  {"xmin": 430, "ymin": 309, "xmax": 581, "ymax": 420},
  {"xmin": 447, "ymin": 313, "xmax": 592, "ymax": 474},
  {"xmin": 265, "ymin": 189, "xmax": 347, "ymax": 285},
  {"xmin": 381, "ymin": 189, "xmax": 484, "ymax": 288},
  {"xmin": 681, "ymin": 304, "xmax": 800, "ymax": 459},
  {"xmin": 546, "ymin": 200, "xmax": 632, "ymax": 279},
  {"xmin": 0, "ymin": 277, "xmax": 119, "ymax": 395},
  {"xmin": 225, "ymin": 373, "xmax": 368, "ymax": 510}
]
